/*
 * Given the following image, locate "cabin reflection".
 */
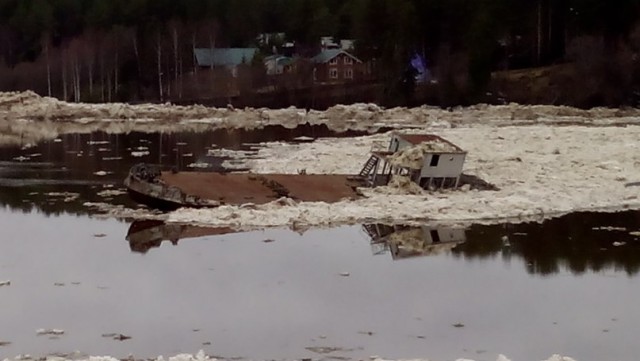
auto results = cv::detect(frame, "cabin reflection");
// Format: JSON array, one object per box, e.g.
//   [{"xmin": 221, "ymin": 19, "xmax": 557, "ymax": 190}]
[
  {"xmin": 363, "ymin": 224, "xmax": 466, "ymax": 260},
  {"xmin": 126, "ymin": 220, "xmax": 235, "ymax": 253}
]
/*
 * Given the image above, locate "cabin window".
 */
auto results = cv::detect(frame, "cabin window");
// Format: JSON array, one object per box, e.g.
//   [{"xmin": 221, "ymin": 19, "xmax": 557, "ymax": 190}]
[
  {"xmin": 344, "ymin": 56, "xmax": 353, "ymax": 65},
  {"xmin": 345, "ymin": 69, "xmax": 353, "ymax": 79},
  {"xmin": 430, "ymin": 154, "xmax": 440, "ymax": 167},
  {"xmin": 329, "ymin": 57, "xmax": 338, "ymax": 65},
  {"xmin": 329, "ymin": 68, "xmax": 339, "ymax": 79}
]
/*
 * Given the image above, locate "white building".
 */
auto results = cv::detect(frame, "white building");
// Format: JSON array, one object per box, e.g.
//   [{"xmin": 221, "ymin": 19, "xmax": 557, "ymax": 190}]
[{"xmin": 360, "ymin": 132, "xmax": 467, "ymax": 189}]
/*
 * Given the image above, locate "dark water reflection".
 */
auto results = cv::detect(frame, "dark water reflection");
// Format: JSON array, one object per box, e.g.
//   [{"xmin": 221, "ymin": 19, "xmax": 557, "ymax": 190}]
[
  {"xmin": 0, "ymin": 125, "xmax": 372, "ymax": 215},
  {"xmin": 127, "ymin": 211, "xmax": 640, "ymax": 277},
  {"xmin": 3, "ymin": 209, "xmax": 640, "ymax": 361}
]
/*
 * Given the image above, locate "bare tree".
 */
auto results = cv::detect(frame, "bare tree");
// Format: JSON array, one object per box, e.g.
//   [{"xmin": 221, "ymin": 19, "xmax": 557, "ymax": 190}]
[
  {"xmin": 157, "ymin": 31, "xmax": 164, "ymax": 101},
  {"xmin": 171, "ymin": 21, "xmax": 182, "ymax": 99}
]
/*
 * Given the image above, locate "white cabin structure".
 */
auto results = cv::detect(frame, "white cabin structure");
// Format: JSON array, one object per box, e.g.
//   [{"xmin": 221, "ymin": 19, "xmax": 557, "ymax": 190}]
[{"xmin": 360, "ymin": 133, "xmax": 467, "ymax": 189}]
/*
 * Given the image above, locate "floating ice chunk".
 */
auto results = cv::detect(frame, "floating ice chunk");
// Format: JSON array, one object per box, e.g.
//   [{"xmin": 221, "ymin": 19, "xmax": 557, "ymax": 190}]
[
  {"xmin": 97, "ymin": 189, "xmax": 126, "ymax": 197},
  {"xmin": 187, "ymin": 162, "xmax": 211, "ymax": 169},
  {"xmin": 131, "ymin": 151, "xmax": 150, "ymax": 157},
  {"xmin": 36, "ymin": 328, "xmax": 64, "ymax": 336},
  {"xmin": 168, "ymin": 350, "xmax": 213, "ymax": 361},
  {"xmin": 294, "ymin": 136, "xmax": 314, "ymax": 141},
  {"xmin": 544, "ymin": 356, "xmax": 577, "ymax": 361}
]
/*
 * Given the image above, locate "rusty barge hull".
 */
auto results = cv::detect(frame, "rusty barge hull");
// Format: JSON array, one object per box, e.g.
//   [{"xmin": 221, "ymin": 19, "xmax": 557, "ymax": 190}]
[{"xmin": 125, "ymin": 164, "xmax": 365, "ymax": 210}]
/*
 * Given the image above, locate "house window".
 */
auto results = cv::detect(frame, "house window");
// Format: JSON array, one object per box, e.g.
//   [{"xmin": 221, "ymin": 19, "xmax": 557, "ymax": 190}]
[
  {"xmin": 330, "ymin": 68, "xmax": 338, "ymax": 79},
  {"xmin": 430, "ymin": 154, "xmax": 440, "ymax": 167},
  {"xmin": 329, "ymin": 57, "xmax": 338, "ymax": 65},
  {"xmin": 344, "ymin": 56, "xmax": 353, "ymax": 65},
  {"xmin": 345, "ymin": 69, "xmax": 353, "ymax": 79}
]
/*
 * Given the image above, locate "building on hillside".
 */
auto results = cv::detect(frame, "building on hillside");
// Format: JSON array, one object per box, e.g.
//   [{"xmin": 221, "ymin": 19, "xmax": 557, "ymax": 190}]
[
  {"xmin": 360, "ymin": 132, "xmax": 467, "ymax": 189},
  {"xmin": 264, "ymin": 55, "xmax": 296, "ymax": 75},
  {"xmin": 194, "ymin": 48, "xmax": 258, "ymax": 76},
  {"xmin": 311, "ymin": 49, "xmax": 363, "ymax": 83},
  {"xmin": 256, "ymin": 33, "xmax": 286, "ymax": 47},
  {"xmin": 339, "ymin": 39, "xmax": 355, "ymax": 51}
]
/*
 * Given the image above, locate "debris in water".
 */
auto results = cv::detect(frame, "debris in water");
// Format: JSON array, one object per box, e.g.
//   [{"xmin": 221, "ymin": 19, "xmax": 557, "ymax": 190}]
[
  {"xmin": 101, "ymin": 333, "xmax": 131, "ymax": 340},
  {"xmin": 452, "ymin": 323, "xmax": 465, "ymax": 328},
  {"xmin": 263, "ymin": 239, "xmax": 275, "ymax": 243},
  {"xmin": 339, "ymin": 272, "xmax": 351, "ymax": 277},
  {"xmin": 0, "ymin": 341, "xmax": 11, "ymax": 346},
  {"xmin": 12, "ymin": 156, "xmax": 29, "ymax": 162},
  {"xmin": 54, "ymin": 283, "xmax": 65, "ymax": 287},
  {"xmin": 36, "ymin": 328, "xmax": 65, "ymax": 336},
  {"xmin": 93, "ymin": 234, "xmax": 107, "ymax": 238},
  {"xmin": 93, "ymin": 171, "xmax": 110, "ymax": 176},
  {"xmin": 358, "ymin": 331, "xmax": 375, "ymax": 336},
  {"xmin": 0, "ymin": 280, "xmax": 10, "ymax": 287},
  {"xmin": 613, "ymin": 241, "xmax": 626, "ymax": 247}
]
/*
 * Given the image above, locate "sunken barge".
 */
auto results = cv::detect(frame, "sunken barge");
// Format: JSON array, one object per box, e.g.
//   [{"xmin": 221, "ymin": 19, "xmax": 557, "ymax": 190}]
[{"xmin": 125, "ymin": 133, "xmax": 470, "ymax": 210}]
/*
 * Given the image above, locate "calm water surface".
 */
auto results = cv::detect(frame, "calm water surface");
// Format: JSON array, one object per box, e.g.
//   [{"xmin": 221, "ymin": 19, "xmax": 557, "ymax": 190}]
[{"xmin": 1, "ymin": 128, "xmax": 640, "ymax": 361}]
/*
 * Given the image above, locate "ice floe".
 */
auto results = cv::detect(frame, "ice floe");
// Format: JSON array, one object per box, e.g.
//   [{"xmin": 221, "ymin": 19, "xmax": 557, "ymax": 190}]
[
  {"xmin": 162, "ymin": 125, "xmax": 640, "ymax": 229},
  {"xmin": 2, "ymin": 90, "xmax": 640, "ymax": 146}
]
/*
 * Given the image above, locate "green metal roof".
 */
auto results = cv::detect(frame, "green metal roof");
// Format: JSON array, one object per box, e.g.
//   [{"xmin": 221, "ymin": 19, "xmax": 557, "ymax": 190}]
[
  {"xmin": 194, "ymin": 48, "xmax": 258, "ymax": 67},
  {"xmin": 311, "ymin": 49, "xmax": 361, "ymax": 64}
]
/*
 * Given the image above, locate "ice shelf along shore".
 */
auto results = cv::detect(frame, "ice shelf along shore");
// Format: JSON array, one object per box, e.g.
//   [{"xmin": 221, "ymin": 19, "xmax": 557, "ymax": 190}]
[
  {"xmin": 2, "ymin": 90, "xmax": 640, "ymax": 145},
  {"xmin": 3, "ymin": 90, "xmax": 640, "ymax": 228},
  {"xmin": 0, "ymin": 354, "xmax": 577, "ymax": 361}
]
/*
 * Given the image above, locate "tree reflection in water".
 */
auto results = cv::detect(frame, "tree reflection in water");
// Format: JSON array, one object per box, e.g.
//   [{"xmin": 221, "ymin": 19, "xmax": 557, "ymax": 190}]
[{"xmin": 364, "ymin": 211, "xmax": 640, "ymax": 276}]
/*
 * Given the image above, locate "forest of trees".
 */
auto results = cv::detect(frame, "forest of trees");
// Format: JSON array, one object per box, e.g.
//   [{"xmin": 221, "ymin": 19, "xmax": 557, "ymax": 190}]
[{"xmin": 1, "ymin": 0, "xmax": 640, "ymax": 107}]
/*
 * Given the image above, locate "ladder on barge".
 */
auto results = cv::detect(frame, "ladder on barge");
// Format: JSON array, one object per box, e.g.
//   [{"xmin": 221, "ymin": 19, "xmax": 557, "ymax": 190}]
[{"xmin": 359, "ymin": 154, "xmax": 382, "ymax": 186}]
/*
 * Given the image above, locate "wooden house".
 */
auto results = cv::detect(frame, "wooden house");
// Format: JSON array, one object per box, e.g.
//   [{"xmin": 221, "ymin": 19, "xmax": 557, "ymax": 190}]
[{"xmin": 311, "ymin": 49, "xmax": 364, "ymax": 83}]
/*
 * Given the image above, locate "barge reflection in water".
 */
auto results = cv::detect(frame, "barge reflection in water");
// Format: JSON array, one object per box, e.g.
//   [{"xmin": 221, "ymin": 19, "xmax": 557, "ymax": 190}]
[
  {"xmin": 126, "ymin": 210, "xmax": 640, "ymax": 277},
  {"xmin": 126, "ymin": 211, "xmax": 640, "ymax": 277}
]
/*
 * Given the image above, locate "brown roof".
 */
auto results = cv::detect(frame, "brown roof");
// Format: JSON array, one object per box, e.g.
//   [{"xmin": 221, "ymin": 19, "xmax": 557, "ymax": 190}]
[{"xmin": 396, "ymin": 133, "xmax": 465, "ymax": 153}]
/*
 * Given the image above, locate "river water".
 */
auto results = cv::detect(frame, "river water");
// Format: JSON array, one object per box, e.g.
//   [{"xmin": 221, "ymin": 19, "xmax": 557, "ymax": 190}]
[{"xmin": 1, "ymin": 128, "xmax": 640, "ymax": 361}]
